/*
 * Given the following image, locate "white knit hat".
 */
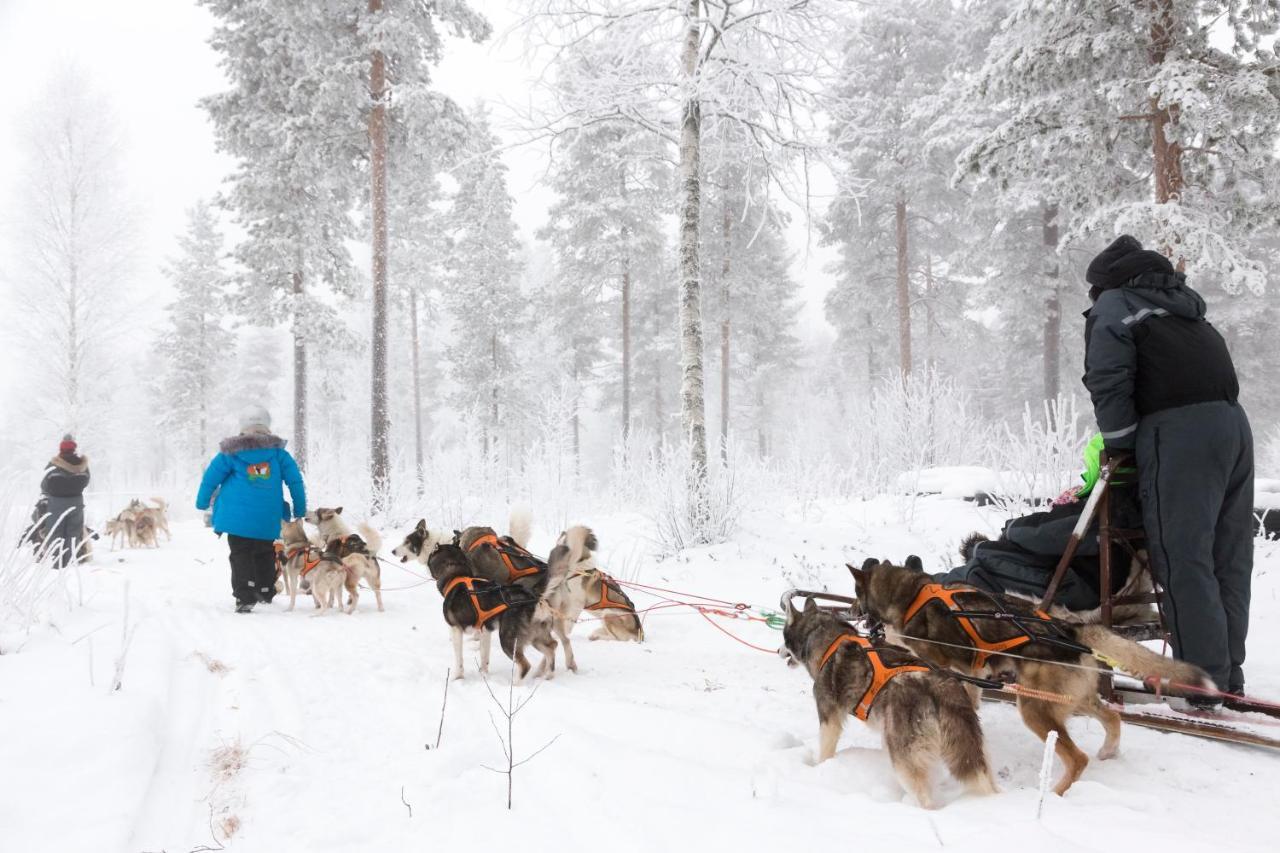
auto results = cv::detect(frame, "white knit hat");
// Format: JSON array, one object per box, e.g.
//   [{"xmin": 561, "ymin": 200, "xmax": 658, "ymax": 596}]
[{"xmin": 238, "ymin": 404, "xmax": 272, "ymax": 433}]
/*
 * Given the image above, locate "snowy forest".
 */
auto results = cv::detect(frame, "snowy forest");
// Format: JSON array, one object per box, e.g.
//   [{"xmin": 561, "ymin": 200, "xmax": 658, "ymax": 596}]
[
  {"xmin": 8, "ymin": 2, "xmax": 1280, "ymax": 848},
  {"xmin": 3, "ymin": 0, "xmax": 1280, "ymax": 529}
]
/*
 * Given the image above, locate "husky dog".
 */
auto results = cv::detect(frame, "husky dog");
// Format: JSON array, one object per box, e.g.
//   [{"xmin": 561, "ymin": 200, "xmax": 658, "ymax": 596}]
[
  {"xmin": 392, "ymin": 510, "xmax": 537, "ymax": 589},
  {"xmin": 304, "ymin": 507, "xmax": 385, "ymax": 613},
  {"xmin": 541, "ymin": 527, "xmax": 643, "ymax": 672},
  {"xmin": 278, "ymin": 519, "xmax": 327, "ymax": 611},
  {"xmin": 426, "ymin": 542, "xmax": 561, "ymax": 681},
  {"xmin": 132, "ymin": 513, "xmax": 160, "ymax": 549},
  {"xmin": 105, "ymin": 515, "xmax": 133, "ymax": 551},
  {"xmin": 781, "ymin": 598, "xmax": 997, "ymax": 809},
  {"xmin": 849, "ymin": 559, "xmax": 1215, "ymax": 795},
  {"xmin": 125, "ymin": 498, "xmax": 171, "ymax": 543},
  {"xmin": 307, "ymin": 554, "xmax": 357, "ymax": 616}
]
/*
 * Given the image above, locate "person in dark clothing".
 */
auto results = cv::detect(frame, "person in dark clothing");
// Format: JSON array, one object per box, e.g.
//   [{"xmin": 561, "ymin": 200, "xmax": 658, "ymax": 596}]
[
  {"xmin": 39, "ymin": 434, "xmax": 91, "ymax": 569},
  {"xmin": 937, "ymin": 437, "xmax": 1142, "ymax": 611},
  {"xmin": 1083, "ymin": 235, "xmax": 1253, "ymax": 701},
  {"xmin": 195, "ymin": 405, "xmax": 307, "ymax": 613}
]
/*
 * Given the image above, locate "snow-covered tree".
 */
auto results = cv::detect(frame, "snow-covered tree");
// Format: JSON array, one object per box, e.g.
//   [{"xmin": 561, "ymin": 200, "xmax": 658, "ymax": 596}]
[
  {"xmin": 362, "ymin": 0, "xmax": 490, "ymax": 504},
  {"xmin": 522, "ymin": 0, "xmax": 844, "ymax": 505},
  {"xmin": 444, "ymin": 107, "xmax": 526, "ymax": 457},
  {"xmin": 822, "ymin": 0, "xmax": 968, "ymax": 381},
  {"xmin": 958, "ymin": 0, "xmax": 1280, "ymax": 294},
  {"xmin": 154, "ymin": 201, "xmax": 235, "ymax": 457},
  {"xmin": 200, "ymin": 0, "xmax": 364, "ymax": 470},
  {"xmin": 537, "ymin": 64, "xmax": 672, "ymax": 451},
  {"xmin": 8, "ymin": 67, "xmax": 135, "ymax": 448}
]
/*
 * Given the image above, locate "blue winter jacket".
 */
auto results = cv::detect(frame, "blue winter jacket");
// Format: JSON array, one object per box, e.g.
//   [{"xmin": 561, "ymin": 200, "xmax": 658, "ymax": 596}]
[{"xmin": 195, "ymin": 433, "xmax": 306, "ymax": 541}]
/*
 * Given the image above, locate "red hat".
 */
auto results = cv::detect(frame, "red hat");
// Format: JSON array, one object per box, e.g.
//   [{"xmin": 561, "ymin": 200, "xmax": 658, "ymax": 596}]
[{"xmin": 59, "ymin": 434, "xmax": 77, "ymax": 453}]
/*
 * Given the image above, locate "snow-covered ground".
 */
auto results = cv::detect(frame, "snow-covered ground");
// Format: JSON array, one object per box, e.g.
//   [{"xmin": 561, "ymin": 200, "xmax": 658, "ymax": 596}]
[{"xmin": 3, "ymin": 496, "xmax": 1280, "ymax": 852}]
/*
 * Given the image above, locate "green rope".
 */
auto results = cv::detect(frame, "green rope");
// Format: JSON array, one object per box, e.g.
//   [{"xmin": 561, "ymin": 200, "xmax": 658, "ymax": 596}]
[{"xmin": 759, "ymin": 610, "xmax": 786, "ymax": 631}]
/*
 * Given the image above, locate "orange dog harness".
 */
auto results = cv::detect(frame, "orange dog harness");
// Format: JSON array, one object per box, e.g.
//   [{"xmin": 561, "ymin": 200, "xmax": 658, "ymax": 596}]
[
  {"xmin": 901, "ymin": 583, "xmax": 1051, "ymax": 669},
  {"xmin": 818, "ymin": 634, "xmax": 930, "ymax": 721},
  {"xmin": 277, "ymin": 543, "xmax": 324, "ymax": 578},
  {"xmin": 443, "ymin": 576, "xmax": 508, "ymax": 629},
  {"xmin": 468, "ymin": 533, "xmax": 544, "ymax": 582},
  {"xmin": 581, "ymin": 572, "xmax": 632, "ymax": 612}
]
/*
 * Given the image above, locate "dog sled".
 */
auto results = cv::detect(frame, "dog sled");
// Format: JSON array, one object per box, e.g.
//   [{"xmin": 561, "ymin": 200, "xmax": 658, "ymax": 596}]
[
  {"xmin": 1036, "ymin": 455, "xmax": 1280, "ymax": 747},
  {"xmin": 782, "ymin": 463, "xmax": 1280, "ymax": 752}
]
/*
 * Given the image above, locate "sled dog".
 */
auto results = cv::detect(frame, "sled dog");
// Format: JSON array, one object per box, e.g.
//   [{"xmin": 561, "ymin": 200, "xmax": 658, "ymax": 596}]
[
  {"xmin": 392, "ymin": 509, "xmax": 539, "ymax": 589},
  {"xmin": 849, "ymin": 558, "xmax": 1214, "ymax": 795},
  {"xmin": 304, "ymin": 507, "xmax": 384, "ymax": 613},
  {"xmin": 278, "ymin": 519, "xmax": 327, "ymax": 611},
  {"xmin": 425, "ymin": 541, "xmax": 562, "ymax": 681},
  {"xmin": 780, "ymin": 597, "xmax": 997, "ymax": 809},
  {"xmin": 541, "ymin": 527, "xmax": 643, "ymax": 672}
]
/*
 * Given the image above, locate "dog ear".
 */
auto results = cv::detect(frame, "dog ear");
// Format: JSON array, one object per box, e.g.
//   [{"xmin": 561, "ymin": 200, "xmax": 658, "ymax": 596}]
[
  {"xmin": 803, "ymin": 597, "xmax": 818, "ymax": 614},
  {"xmin": 904, "ymin": 555, "xmax": 924, "ymax": 572},
  {"xmin": 334, "ymin": 506, "xmax": 344, "ymax": 516},
  {"xmin": 415, "ymin": 518, "xmax": 426, "ymax": 532},
  {"xmin": 847, "ymin": 562, "xmax": 869, "ymax": 582}
]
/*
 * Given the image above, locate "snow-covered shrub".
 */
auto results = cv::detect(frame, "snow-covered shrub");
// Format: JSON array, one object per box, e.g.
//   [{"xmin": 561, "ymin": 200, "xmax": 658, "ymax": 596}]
[
  {"xmin": 0, "ymin": 481, "xmax": 71, "ymax": 652},
  {"xmin": 856, "ymin": 370, "xmax": 988, "ymax": 494},
  {"xmin": 618, "ymin": 444, "xmax": 749, "ymax": 557},
  {"xmin": 989, "ymin": 395, "xmax": 1090, "ymax": 516}
]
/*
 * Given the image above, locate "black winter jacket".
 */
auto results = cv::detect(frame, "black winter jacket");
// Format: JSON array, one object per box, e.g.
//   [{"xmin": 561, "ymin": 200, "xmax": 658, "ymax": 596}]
[
  {"xmin": 41, "ymin": 453, "xmax": 91, "ymax": 499},
  {"xmin": 1083, "ymin": 272, "xmax": 1238, "ymax": 451}
]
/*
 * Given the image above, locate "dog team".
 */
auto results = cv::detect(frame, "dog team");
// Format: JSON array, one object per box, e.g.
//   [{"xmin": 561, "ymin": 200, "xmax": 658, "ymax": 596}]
[
  {"xmin": 196, "ymin": 407, "xmax": 644, "ymax": 675},
  {"xmin": 194, "ymin": 405, "xmax": 1218, "ymax": 808},
  {"xmin": 104, "ymin": 498, "xmax": 171, "ymax": 550},
  {"xmin": 780, "ymin": 556, "xmax": 1214, "ymax": 807}
]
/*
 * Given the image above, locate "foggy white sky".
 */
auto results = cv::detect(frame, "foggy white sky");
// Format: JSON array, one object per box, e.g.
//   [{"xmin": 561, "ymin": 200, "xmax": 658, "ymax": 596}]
[{"xmin": 0, "ymin": 0, "xmax": 836, "ymax": 405}]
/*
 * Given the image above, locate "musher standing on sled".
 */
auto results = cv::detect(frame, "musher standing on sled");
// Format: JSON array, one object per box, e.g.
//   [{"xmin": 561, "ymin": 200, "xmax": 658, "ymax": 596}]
[
  {"xmin": 1082, "ymin": 234, "xmax": 1253, "ymax": 706},
  {"xmin": 196, "ymin": 405, "xmax": 307, "ymax": 613}
]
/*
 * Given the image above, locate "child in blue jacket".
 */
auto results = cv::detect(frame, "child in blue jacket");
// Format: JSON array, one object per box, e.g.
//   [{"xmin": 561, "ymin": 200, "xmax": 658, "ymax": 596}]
[{"xmin": 196, "ymin": 405, "xmax": 307, "ymax": 612}]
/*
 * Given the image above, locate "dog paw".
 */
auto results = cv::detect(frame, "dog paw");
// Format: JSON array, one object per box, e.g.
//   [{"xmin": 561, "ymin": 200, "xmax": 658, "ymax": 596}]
[{"xmin": 1097, "ymin": 745, "xmax": 1119, "ymax": 761}]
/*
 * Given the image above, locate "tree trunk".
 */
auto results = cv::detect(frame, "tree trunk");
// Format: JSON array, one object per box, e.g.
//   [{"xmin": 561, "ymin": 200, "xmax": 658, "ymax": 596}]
[
  {"xmin": 490, "ymin": 329, "xmax": 499, "ymax": 459},
  {"xmin": 864, "ymin": 309, "xmax": 876, "ymax": 398},
  {"xmin": 368, "ymin": 0, "xmax": 390, "ymax": 509},
  {"xmin": 719, "ymin": 197, "xmax": 731, "ymax": 463},
  {"xmin": 677, "ymin": 4, "xmax": 708, "ymax": 493},
  {"xmin": 410, "ymin": 289, "xmax": 424, "ymax": 494},
  {"xmin": 923, "ymin": 253, "xmax": 935, "ymax": 374},
  {"xmin": 756, "ymin": 379, "xmax": 766, "ymax": 460},
  {"xmin": 571, "ymin": 360, "xmax": 581, "ymax": 474},
  {"xmin": 66, "ymin": 186, "xmax": 80, "ymax": 429},
  {"xmin": 1148, "ymin": 0, "xmax": 1184, "ymax": 263},
  {"xmin": 198, "ymin": 313, "xmax": 207, "ymax": 454},
  {"xmin": 894, "ymin": 196, "xmax": 912, "ymax": 379},
  {"xmin": 1041, "ymin": 202, "xmax": 1061, "ymax": 403},
  {"xmin": 620, "ymin": 168, "xmax": 632, "ymax": 445},
  {"xmin": 292, "ymin": 269, "xmax": 308, "ymax": 471}
]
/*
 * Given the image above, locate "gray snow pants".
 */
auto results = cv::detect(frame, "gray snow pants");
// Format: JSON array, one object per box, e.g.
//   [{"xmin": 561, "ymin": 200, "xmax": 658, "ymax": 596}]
[{"xmin": 1136, "ymin": 400, "xmax": 1253, "ymax": 692}]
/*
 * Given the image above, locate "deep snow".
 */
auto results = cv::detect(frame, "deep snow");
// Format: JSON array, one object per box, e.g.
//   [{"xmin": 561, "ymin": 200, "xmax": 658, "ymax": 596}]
[{"xmin": 2, "ymin": 496, "xmax": 1279, "ymax": 852}]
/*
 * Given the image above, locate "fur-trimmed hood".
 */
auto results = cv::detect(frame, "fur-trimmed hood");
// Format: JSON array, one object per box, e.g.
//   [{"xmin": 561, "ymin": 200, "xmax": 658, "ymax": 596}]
[
  {"xmin": 48, "ymin": 454, "xmax": 90, "ymax": 474},
  {"xmin": 219, "ymin": 433, "xmax": 287, "ymax": 454}
]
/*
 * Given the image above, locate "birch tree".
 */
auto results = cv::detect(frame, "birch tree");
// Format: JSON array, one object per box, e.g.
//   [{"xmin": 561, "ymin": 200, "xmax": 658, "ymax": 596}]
[
  {"xmin": 521, "ymin": 0, "xmax": 842, "ymax": 525},
  {"xmin": 8, "ymin": 67, "xmax": 135, "ymax": 445}
]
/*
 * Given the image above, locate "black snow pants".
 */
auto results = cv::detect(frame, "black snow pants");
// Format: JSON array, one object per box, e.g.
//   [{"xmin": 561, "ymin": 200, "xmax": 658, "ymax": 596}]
[
  {"xmin": 1137, "ymin": 400, "xmax": 1253, "ymax": 692},
  {"xmin": 227, "ymin": 534, "xmax": 278, "ymax": 606},
  {"xmin": 43, "ymin": 495, "xmax": 85, "ymax": 569}
]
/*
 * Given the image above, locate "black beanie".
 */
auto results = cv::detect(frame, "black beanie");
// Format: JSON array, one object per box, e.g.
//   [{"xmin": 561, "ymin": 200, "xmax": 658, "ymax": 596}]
[{"xmin": 1085, "ymin": 234, "xmax": 1174, "ymax": 290}]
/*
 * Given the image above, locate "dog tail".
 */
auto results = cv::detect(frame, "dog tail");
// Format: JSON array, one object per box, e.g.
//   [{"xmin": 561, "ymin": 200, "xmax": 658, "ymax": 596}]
[
  {"xmin": 150, "ymin": 496, "xmax": 168, "ymax": 511},
  {"xmin": 357, "ymin": 522, "xmax": 383, "ymax": 555},
  {"xmin": 959, "ymin": 532, "xmax": 988, "ymax": 562},
  {"xmin": 1078, "ymin": 626, "xmax": 1216, "ymax": 696},
  {"xmin": 545, "ymin": 525, "xmax": 592, "ymax": 584},
  {"xmin": 508, "ymin": 507, "xmax": 533, "ymax": 549}
]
